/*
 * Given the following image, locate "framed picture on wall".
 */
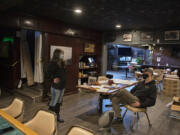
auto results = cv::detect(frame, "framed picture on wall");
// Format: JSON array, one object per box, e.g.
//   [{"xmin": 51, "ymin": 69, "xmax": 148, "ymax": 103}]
[
  {"xmin": 140, "ymin": 32, "xmax": 153, "ymax": 41},
  {"xmin": 165, "ymin": 30, "xmax": 179, "ymax": 40},
  {"xmin": 123, "ymin": 34, "xmax": 132, "ymax": 41},
  {"xmin": 84, "ymin": 43, "xmax": 95, "ymax": 53}
]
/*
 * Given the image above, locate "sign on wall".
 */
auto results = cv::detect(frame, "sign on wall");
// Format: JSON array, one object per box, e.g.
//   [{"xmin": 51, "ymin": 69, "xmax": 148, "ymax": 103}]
[{"xmin": 50, "ymin": 45, "xmax": 72, "ymax": 62}]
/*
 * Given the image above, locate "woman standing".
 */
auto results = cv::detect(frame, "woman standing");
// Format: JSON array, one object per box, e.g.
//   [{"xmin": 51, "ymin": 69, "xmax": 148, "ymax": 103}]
[{"xmin": 46, "ymin": 49, "xmax": 66, "ymax": 123}]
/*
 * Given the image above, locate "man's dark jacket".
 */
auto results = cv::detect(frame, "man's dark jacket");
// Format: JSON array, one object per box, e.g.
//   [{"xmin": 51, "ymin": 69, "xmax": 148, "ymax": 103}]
[
  {"xmin": 130, "ymin": 80, "xmax": 157, "ymax": 108},
  {"xmin": 46, "ymin": 61, "xmax": 66, "ymax": 90}
]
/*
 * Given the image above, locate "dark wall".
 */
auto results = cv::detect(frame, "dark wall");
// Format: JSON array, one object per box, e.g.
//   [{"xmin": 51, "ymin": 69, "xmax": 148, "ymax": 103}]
[
  {"xmin": 0, "ymin": 13, "xmax": 102, "ymax": 40},
  {"xmin": 152, "ymin": 45, "xmax": 180, "ymax": 67}
]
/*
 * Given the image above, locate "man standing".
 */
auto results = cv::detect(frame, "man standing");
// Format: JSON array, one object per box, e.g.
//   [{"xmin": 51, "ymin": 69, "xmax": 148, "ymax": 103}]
[{"xmin": 112, "ymin": 68, "xmax": 157, "ymax": 121}]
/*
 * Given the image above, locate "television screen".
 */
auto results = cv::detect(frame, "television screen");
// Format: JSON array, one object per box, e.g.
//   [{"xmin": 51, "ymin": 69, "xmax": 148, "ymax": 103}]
[
  {"xmin": 88, "ymin": 57, "xmax": 95, "ymax": 63},
  {"xmin": 118, "ymin": 47, "xmax": 132, "ymax": 56}
]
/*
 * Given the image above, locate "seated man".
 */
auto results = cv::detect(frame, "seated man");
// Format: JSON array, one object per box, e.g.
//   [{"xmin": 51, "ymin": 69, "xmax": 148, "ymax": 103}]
[{"xmin": 112, "ymin": 68, "xmax": 157, "ymax": 121}]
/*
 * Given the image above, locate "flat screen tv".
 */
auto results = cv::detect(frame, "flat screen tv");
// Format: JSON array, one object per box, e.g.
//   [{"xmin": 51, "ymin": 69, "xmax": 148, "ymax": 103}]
[{"xmin": 118, "ymin": 47, "xmax": 132, "ymax": 56}]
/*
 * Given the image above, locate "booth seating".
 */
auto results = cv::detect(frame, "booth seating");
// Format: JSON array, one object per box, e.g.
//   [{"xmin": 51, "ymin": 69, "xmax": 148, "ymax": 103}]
[
  {"xmin": 24, "ymin": 110, "xmax": 58, "ymax": 135},
  {"xmin": 122, "ymin": 105, "xmax": 151, "ymax": 129},
  {"xmin": 66, "ymin": 125, "xmax": 94, "ymax": 135},
  {"xmin": 1, "ymin": 98, "xmax": 24, "ymax": 122}
]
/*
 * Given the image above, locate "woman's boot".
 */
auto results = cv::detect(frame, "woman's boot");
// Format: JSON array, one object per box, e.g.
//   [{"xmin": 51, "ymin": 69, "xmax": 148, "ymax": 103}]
[
  {"xmin": 49, "ymin": 106, "xmax": 55, "ymax": 112},
  {"xmin": 55, "ymin": 103, "xmax": 64, "ymax": 123}
]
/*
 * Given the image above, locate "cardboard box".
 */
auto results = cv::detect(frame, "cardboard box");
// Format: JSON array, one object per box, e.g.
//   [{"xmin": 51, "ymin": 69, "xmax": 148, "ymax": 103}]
[{"xmin": 171, "ymin": 97, "xmax": 180, "ymax": 111}]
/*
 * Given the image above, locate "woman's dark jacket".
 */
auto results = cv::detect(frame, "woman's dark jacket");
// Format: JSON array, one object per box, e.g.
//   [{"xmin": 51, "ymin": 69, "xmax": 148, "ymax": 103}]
[
  {"xmin": 46, "ymin": 61, "xmax": 66, "ymax": 90},
  {"xmin": 130, "ymin": 80, "xmax": 157, "ymax": 108}
]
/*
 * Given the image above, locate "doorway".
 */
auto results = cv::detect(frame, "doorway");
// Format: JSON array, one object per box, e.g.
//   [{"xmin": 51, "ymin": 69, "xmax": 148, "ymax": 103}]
[
  {"xmin": 107, "ymin": 44, "xmax": 152, "ymax": 79},
  {"xmin": 0, "ymin": 28, "xmax": 20, "ymax": 93},
  {"xmin": 20, "ymin": 30, "xmax": 44, "ymax": 87}
]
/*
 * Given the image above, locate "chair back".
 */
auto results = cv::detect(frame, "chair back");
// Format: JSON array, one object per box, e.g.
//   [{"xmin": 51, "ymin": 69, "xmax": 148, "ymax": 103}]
[
  {"xmin": 67, "ymin": 126, "xmax": 94, "ymax": 135},
  {"xmin": 1, "ymin": 98, "xmax": 24, "ymax": 121},
  {"xmin": 25, "ymin": 110, "xmax": 57, "ymax": 135}
]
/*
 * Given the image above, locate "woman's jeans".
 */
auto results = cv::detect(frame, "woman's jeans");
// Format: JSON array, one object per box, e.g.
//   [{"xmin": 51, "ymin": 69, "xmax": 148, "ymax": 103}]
[{"xmin": 49, "ymin": 87, "xmax": 65, "ymax": 107}]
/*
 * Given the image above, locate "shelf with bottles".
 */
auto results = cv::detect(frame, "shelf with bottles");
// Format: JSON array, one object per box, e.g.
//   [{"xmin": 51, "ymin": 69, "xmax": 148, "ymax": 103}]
[
  {"xmin": 78, "ymin": 72, "xmax": 88, "ymax": 79},
  {"xmin": 78, "ymin": 71, "xmax": 97, "ymax": 79},
  {"xmin": 78, "ymin": 54, "xmax": 98, "ymax": 85},
  {"xmin": 79, "ymin": 56, "xmax": 97, "ymax": 69},
  {"xmin": 79, "ymin": 66, "xmax": 98, "ymax": 70}
]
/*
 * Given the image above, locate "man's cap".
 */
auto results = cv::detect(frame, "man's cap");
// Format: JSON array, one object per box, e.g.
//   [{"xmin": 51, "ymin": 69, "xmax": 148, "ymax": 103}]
[{"xmin": 144, "ymin": 68, "xmax": 153, "ymax": 75}]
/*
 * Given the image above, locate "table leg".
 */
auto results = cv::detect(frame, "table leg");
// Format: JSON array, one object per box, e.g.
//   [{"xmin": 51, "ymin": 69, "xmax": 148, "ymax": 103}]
[
  {"xmin": 98, "ymin": 94, "xmax": 103, "ymax": 113},
  {"xmin": 126, "ymin": 68, "xmax": 128, "ymax": 78}
]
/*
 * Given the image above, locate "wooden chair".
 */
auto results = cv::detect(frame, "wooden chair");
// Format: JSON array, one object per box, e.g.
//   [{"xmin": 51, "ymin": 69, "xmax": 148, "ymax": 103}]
[
  {"xmin": 122, "ymin": 105, "xmax": 151, "ymax": 130},
  {"xmin": 66, "ymin": 125, "xmax": 94, "ymax": 135},
  {"xmin": 1, "ymin": 98, "xmax": 24, "ymax": 122},
  {"xmin": 24, "ymin": 110, "xmax": 58, "ymax": 135}
]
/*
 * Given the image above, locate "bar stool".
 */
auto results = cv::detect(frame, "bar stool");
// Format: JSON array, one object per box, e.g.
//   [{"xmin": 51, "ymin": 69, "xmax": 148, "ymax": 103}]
[{"xmin": 122, "ymin": 105, "xmax": 151, "ymax": 130}]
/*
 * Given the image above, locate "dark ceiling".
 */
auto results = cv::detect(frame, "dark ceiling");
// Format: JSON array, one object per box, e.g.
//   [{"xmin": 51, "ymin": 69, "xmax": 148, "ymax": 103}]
[{"xmin": 1, "ymin": 0, "xmax": 180, "ymax": 31}]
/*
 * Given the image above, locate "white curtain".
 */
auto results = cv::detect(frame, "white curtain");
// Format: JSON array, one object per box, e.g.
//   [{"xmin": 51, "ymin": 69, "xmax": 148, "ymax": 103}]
[
  {"xmin": 34, "ymin": 31, "xmax": 44, "ymax": 83},
  {"xmin": 20, "ymin": 31, "xmax": 27, "ymax": 78},
  {"xmin": 20, "ymin": 30, "xmax": 34, "ymax": 86}
]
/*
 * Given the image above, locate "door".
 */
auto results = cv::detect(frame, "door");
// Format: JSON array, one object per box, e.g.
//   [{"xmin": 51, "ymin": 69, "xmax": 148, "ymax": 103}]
[{"xmin": 0, "ymin": 37, "xmax": 20, "ymax": 90}]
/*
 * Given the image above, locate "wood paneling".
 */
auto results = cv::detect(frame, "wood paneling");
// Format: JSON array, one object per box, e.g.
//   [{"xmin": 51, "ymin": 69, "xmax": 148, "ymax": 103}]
[
  {"xmin": 0, "ymin": 13, "xmax": 102, "ymax": 40},
  {"xmin": 152, "ymin": 46, "xmax": 180, "ymax": 67}
]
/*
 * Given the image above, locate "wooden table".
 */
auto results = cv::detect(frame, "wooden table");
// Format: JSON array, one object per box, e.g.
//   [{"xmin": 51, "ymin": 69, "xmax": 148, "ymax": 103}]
[
  {"xmin": 0, "ymin": 109, "xmax": 38, "ymax": 135},
  {"xmin": 78, "ymin": 80, "xmax": 138, "ymax": 113}
]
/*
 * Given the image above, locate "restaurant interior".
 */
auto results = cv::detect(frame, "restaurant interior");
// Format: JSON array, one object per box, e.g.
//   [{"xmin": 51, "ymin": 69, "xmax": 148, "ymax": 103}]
[{"xmin": 0, "ymin": 0, "xmax": 180, "ymax": 135}]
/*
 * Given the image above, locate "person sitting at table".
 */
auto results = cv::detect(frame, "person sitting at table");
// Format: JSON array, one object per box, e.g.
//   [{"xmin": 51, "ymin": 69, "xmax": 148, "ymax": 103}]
[{"xmin": 111, "ymin": 68, "xmax": 157, "ymax": 122}]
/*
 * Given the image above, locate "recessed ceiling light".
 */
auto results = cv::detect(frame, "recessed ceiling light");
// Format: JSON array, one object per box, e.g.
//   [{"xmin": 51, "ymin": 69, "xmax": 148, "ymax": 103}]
[
  {"xmin": 116, "ymin": 24, "xmax": 122, "ymax": 28},
  {"xmin": 74, "ymin": 9, "xmax": 82, "ymax": 14}
]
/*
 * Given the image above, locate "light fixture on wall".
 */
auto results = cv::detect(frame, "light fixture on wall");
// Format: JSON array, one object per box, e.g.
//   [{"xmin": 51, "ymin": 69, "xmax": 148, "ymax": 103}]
[
  {"xmin": 157, "ymin": 39, "xmax": 160, "ymax": 43},
  {"xmin": 65, "ymin": 28, "xmax": 75, "ymax": 36}
]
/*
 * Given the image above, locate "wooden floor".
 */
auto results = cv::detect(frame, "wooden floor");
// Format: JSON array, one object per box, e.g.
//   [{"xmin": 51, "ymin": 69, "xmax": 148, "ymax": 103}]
[
  {"xmin": 1, "ymin": 89, "xmax": 180, "ymax": 135},
  {"xmin": 0, "ymin": 70, "xmax": 180, "ymax": 135}
]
